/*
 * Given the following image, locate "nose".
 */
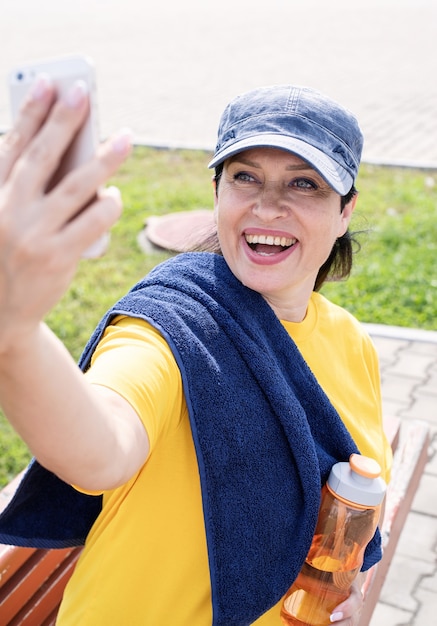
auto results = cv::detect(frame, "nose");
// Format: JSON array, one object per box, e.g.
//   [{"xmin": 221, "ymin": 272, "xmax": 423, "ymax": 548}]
[{"xmin": 252, "ymin": 180, "xmax": 289, "ymax": 220}]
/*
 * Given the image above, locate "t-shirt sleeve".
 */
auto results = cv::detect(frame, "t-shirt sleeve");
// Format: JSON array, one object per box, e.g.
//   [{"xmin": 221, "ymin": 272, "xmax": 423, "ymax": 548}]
[
  {"xmin": 360, "ymin": 332, "xmax": 393, "ymax": 484},
  {"xmin": 84, "ymin": 315, "xmax": 184, "ymax": 450}
]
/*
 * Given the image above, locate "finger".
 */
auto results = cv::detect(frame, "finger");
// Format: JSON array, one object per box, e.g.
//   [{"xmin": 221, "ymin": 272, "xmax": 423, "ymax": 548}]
[
  {"xmin": 7, "ymin": 80, "xmax": 90, "ymax": 200},
  {"xmin": 0, "ymin": 75, "xmax": 56, "ymax": 184},
  {"xmin": 330, "ymin": 584, "xmax": 363, "ymax": 623},
  {"xmin": 56, "ymin": 186, "xmax": 123, "ymax": 259},
  {"xmin": 41, "ymin": 129, "xmax": 133, "ymax": 232}
]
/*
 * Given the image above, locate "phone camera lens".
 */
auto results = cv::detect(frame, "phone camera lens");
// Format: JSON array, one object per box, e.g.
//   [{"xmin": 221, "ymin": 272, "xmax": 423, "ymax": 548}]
[{"xmin": 16, "ymin": 72, "xmax": 24, "ymax": 81}]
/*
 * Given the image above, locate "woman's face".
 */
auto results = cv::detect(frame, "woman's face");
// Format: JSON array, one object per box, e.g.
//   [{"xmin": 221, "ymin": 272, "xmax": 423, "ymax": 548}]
[{"xmin": 214, "ymin": 147, "xmax": 356, "ymax": 321}]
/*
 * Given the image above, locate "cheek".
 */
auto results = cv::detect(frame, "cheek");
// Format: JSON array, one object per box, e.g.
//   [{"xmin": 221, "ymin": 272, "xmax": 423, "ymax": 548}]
[
  {"xmin": 320, "ymin": 203, "xmax": 349, "ymax": 239},
  {"xmin": 214, "ymin": 202, "xmax": 225, "ymax": 233},
  {"xmin": 214, "ymin": 201, "xmax": 232, "ymax": 251},
  {"xmin": 214, "ymin": 192, "xmax": 237, "ymax": 233},
  {"xmin": 305, "ymin": 212, "xmax": 344, "ymax": 260}
]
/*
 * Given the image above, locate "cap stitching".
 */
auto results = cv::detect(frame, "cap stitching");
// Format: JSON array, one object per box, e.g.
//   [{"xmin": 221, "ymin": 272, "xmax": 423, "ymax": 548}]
[{"xmin": 286, "ymin": 86, "xmax": 301, "ymax": 111}]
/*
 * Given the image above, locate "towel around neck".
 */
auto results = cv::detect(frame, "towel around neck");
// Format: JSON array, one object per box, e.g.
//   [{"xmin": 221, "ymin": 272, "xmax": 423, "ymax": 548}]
[{"xmin": 0, "ymin": 252, "xmax": 381, "ymax": 626}]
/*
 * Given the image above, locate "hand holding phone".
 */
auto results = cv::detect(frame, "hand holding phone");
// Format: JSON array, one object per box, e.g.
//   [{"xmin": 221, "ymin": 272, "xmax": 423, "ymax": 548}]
[
  {"xmin": 8, "ymin": 54, "xmax": 109, "ymax": 257},
  {"xmin": 0, "ymin": 56, "xmax": 131, "ymax": 352}
]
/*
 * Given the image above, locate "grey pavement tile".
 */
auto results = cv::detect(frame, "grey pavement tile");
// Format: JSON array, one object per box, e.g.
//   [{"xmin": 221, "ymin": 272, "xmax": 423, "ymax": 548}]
[
  {"xmin": 408, "ymin": 342, "xmax": 437, "ymax": 358},
  {"xmin": 380, "ymin": 373, "xmax": 418, "ymax": 405},
  {"xmin": 401, "ymin": 394, "xmax": 437, "ymax": 425},
  {"xmin": 411, "ymin": 474, "xmax": 437, "ymax": 517},
  {"xmin": 415, "ymin": 370, "xmax": 437, "ymax": 398},
  {"xmin": 418, "ymin": 570, "xmax": 437, "ymax": 594},
  {"xmin": 378, "ymin": 553, "xmax": 434, "ymax": 611},
  {"xmin": 370, "ymin": 335, "xmax": 409, "ymax": 353},
  {"xmin": 413, "ymin": 587, "xmax": 437, "ymax": 624},
  {"xmin": 370, "ymin": 336, "xmax": 409, "ymax": 367},
  {"xmin": 395, "ymin": 511, "xmax": 437, "ymax": 563},
  {"xmin": 370, "ymin": 602, "xmax": 413, "ymax": 626},
  {"xmin": 386, "ymin": 352, "xmax": 437, "ymax": 381},
  {"xmin": 382, "ymin": 398, "xmax": 411, "ymax": 420}
]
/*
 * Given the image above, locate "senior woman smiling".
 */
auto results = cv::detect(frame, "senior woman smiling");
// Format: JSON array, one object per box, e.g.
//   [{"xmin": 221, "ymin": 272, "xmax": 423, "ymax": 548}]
[{"xmin": 0, "ymin": 83, "xmax": 391, "ymax": 626}]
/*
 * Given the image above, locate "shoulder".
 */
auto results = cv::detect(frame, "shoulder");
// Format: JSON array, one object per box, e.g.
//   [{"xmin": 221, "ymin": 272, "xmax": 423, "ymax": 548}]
[
  {"xmin": 310, "ymin": 292, "xmax": 377, "ymax": 356},
  {"xmin": 312, "ymin": 291, "xmax": 368, "ymax": 333},
  {"xmin": 92, "ymin": 315, "xmax": 179, "ymax": 374},
  {"xmin": 87, "ymin": 316, "xmax": 185, "ymax": 446}
]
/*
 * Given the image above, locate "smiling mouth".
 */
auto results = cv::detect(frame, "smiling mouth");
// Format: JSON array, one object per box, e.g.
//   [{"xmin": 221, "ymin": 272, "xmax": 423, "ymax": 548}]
[{"xmin": 245, "ymin": 233, "xmax": 297, "ymax": 256}]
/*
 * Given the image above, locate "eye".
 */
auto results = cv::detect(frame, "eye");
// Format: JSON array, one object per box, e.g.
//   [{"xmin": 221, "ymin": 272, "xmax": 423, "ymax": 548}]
[
  {"xmin": 233, "ymin": 171, "xmax": 259, "ymax": 184},
  {"xmin": 289, "ymin": 177, "xmax": 318, "ymax": 190}
]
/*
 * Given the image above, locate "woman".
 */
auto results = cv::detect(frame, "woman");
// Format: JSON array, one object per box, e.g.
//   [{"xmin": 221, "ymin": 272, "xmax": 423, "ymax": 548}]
[{"xmin": 0, "ymin": 81, "xmax": 391, "ymax": 625}]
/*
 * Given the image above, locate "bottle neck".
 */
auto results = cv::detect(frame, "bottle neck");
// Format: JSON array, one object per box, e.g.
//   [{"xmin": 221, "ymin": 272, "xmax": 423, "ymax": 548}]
[{"xmin": 325, "ymin": 482, "xmax": 379, "ymax": 511}]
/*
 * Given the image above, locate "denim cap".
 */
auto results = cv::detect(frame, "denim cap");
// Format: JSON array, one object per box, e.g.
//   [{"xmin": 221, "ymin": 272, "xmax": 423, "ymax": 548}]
[{"xmin": 208, "ymin": 85, "xmax": 363, "ymax": 195}]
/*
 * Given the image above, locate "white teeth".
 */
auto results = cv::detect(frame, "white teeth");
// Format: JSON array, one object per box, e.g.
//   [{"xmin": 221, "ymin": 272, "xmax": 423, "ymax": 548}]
[{"xmin": 245, "ymin": 234, "xmax": 296, "ymax": 247}]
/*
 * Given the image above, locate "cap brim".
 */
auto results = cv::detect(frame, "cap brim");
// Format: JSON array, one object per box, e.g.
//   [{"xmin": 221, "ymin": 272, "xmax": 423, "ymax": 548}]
[{"xmin": 208, "ymin": 134, "xmax": 353, "ymax": 195}]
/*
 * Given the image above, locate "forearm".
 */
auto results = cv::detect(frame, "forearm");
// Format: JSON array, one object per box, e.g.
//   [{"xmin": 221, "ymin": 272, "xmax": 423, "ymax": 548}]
[
  {"xmin": 0, "ymin": 322, "xmax": 147, "ymax": 490},
  {"xmin": 0, "ymin": 76, "xmax": 142, "ymax": 490}
]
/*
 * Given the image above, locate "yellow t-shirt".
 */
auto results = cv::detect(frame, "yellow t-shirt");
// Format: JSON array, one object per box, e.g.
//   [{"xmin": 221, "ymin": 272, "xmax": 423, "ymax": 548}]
[{"xmin": 57, "ymin": 291, "xmax": 391, "ymax": 626}]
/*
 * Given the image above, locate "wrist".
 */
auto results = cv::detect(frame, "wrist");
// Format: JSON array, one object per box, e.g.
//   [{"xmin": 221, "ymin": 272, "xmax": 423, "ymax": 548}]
[{"xmin": 0, "ymin": 321, "xmax": 46, "ymax": 361}]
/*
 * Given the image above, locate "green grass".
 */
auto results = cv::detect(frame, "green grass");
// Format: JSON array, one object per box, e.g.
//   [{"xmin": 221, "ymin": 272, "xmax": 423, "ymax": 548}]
[
  {"xmin": 322, "ymin": 164, "xmax": 437, "ymax": 328},
  {"xmin": 0, "ymin": 147, "xmax": 436, "ymax": 486}
]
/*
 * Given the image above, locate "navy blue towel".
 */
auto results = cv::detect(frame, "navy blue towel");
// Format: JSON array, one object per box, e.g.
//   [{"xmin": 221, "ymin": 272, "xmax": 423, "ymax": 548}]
[{"xmin": 0, "ymin": 253, "xmax": 381, "ymax": 625}]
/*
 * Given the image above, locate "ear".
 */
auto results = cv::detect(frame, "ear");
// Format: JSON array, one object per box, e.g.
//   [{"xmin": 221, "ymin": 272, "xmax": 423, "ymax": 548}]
[{"xmin": 338, "ymin": 193, "xmax": 358, "ymax": 237}]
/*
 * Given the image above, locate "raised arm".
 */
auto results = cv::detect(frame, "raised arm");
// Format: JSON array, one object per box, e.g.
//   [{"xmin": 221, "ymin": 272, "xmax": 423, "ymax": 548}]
[{"xmin": 0, "ymin": 75, "xmax": 149, "ymax": 491}]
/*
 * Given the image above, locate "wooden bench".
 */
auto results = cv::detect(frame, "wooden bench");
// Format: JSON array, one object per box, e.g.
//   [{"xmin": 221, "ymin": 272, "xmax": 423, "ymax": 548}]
[
  {"xmin": 0, "ymin": 472, "xmax": 82, "ymax": 626},
  {"xmin": 0, "ymin": 417, "xmax": 430, "ymax": 625},
  {"xmin": 359, "ymin": 416, "xmax": 430, "ymax": 625}
]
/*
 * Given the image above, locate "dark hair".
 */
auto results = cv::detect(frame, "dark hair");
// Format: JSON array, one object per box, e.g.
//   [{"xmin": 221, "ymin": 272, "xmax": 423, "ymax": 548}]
[{"xmin": 194, "ymin": 163, "xmax": 359, "ymax": 292}]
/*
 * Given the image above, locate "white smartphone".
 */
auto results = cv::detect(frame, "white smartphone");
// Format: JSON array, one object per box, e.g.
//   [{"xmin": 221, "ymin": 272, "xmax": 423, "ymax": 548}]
[{"xmin": 8, "ymin": 54, "xmax": 109, "ymax": 258}]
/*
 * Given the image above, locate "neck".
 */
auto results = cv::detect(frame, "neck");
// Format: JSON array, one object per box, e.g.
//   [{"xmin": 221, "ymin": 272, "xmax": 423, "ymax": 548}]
[{"xmin": 263, "ymin": 290, "xmax": 313, "ymax": 323}]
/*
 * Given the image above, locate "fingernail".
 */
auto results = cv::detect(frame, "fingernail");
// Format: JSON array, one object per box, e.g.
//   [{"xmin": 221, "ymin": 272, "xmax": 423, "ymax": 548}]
[
  {"xmin": 111, "ymin": 128, "xmax": 134, "ymax": 155},
  {"xmin": 65, "ymin": 80, "xmax": 88, "ymax": 108},
  {"xmin": 330, "ymin": 612, "xmax": 344, "ymax": 622},
  {"xmin": 29, "ymin": 73, "xmax": 52, "ymax": 101},
  {"xmin": 106, "ymin": 185, "xmax": 122, "ymax": 200}
]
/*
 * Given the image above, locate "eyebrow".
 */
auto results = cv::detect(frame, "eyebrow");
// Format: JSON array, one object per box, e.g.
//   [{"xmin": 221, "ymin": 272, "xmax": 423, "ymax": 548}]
[{"xmin": 227, "ymin": 155, "xmax": 315, "ymax": 172}]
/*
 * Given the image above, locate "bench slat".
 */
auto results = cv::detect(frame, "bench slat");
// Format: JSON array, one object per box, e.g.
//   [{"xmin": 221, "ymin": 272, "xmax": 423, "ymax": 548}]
[
  {"xmin": 39, "ymin": 605, "xmax": 59, "ymax": 626},
  {"xmin": 0, "ymin": 547, "xmax": 78, "ymax": 624},
  {"xmin": 7, "ymin": 548, "xmax": 81, "ymax": 626},
  {"xmin": 0, "ymin": 546, "xmax": 37, "ymax": 588}
]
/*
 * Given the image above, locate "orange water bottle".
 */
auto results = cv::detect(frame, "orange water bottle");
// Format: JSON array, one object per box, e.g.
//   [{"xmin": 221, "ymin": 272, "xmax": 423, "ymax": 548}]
[{"xmin": 280, "ymin": 454, "xmax": 386, "ymax": 626}]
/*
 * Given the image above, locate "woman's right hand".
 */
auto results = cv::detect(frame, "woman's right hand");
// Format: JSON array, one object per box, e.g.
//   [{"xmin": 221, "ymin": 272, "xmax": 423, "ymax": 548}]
[
  {"xmin": 0, "ymin": 75, "xmax": 132, "ymax": 353},
  {"xmin": 0, "ymin": 78, "xmax": 148, "ymax": 491}
]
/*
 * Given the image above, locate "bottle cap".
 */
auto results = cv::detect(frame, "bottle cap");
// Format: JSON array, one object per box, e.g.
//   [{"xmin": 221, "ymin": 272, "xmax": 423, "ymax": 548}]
[{"xmin": 327, "ymin": 454, "xmax": 387, "ymax": 507}]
